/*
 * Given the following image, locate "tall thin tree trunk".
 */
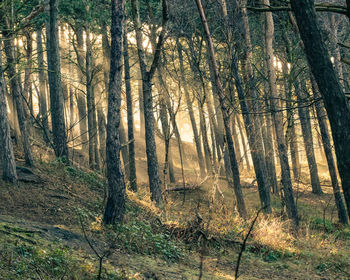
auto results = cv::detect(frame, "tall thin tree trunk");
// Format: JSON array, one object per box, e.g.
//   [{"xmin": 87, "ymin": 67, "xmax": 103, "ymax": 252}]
[
  {"xmin": 103, "ymin": 0, "xmax": 126, "ymax": 224},
  {"xmin": 199, "ymin": 102, "xmax": 213, "ymax": 175},
  {"xmin": 36, "ymin": 26, "xmax": 50, "ymax": 144},
  {"xmin": 137, "ymin": 71, "xmax": 145, "ymax": 138},
  {"xmin": 0, "ymin": 53, "xmax": 17, "ymax": 183},
  {"xmin": 131, "ymin": 0, "xmax": 168, "ymax": 204},
  {"xmin": 177, "ymin": 43, "xmax": 206, "ymax": 177},
  {"xmin": 86, "ymin": 28, "xmax": 96, "ymax": 169},
  {"xmin": 75, "ymin": 27, "xmax": 88, "ymax": 151},
  {"xmin": 231, "ymin": 0, "xmax": 272, "ymax": 212},
  {"xmin": 295, "ymin": 80, "xmax": 322, "ymax": 194},
  {"xmin": 311, "ymin": 75, "xmax": 348, "ymax": 224},
  {"xmin": 97, "ymin": 106, "xmax": 106, "ymax": 168},
  {"xmin": 236, "ymin": 114, "xmax": 250, "ymax": 171},
  {"xmin": 195, "ymin": 0, "xmax": 247, "ymax": 217},
  {"xmin": 46, "ymin": 0, "xmax": 69, "ymax": 162},
  {"xmin": 291, "ymin": 0, "xmax": 350, "ymax": 220},
  {"xmin": 23, "ymin": 30, "xmax": 33, "ymax": 117},
  {"xmin": 282, "ymin": 62, "xmax": 300, "ymax": 181},
  {"xmin": 123, "ymin": 25, "xmax": 137, "ymax": 192},
  {"xmin": 264, "ymin": 0, "xmax": 298, "ymax": 225},
  {"xmin": 3, "ymin": 32, "xmax": 34, "ymax": 167},
  {"xmin": 119, "ymin": 119, "xmax": 130, "ymax": 178}
]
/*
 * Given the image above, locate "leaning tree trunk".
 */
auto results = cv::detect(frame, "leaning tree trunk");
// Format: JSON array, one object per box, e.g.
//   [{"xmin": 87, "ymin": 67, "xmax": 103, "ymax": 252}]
[
  {"xmin": 311, "ymin": 76, "xmax": 348, "ymax": 224},
  {"xmin": 195, "ymin": 0, "xmax": 247, "ymax": 217},
  {"xmin": 264, "ymin": 0, "xmax": 298, "ymax": 225},
  {"xmin": 46, "ymin": 0, "xmax": 69, "ymax": 163},
  {"xmin": 123, "ymin": 26, "xmax": 137, "ymax": 192},
  {"xmin": 291, "ymin": 0, "xmax": 350, "ymax": 218},
  {"xmin": 0, "ymin": 55, "xmax": 17, "ymax": 183},
  {"xmin": 103, "ymin": 0, "xmax": 126, "ymax": 225},
  {"xmin": 2, "ymin": 31, "xmax": 34, "ymax": 167}
]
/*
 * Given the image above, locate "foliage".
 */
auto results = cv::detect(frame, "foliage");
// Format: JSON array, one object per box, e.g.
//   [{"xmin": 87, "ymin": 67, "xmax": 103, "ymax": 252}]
[
  {"xmin": 65, "ymin": 165, "xmax": 106, "ymax": 191},
  {"xmin": 0, "ymin": 238, "xmax": 93, "ymax": 279},
  {"xmin": 112, "ymin": 218, "xmax": 185, "ymax": 261}
]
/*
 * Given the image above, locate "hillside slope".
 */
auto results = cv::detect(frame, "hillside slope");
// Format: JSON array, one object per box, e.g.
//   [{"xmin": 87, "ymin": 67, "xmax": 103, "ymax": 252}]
[{"xmin": 0, "ymin": 142, "xmax": 349, "ymax": 279}]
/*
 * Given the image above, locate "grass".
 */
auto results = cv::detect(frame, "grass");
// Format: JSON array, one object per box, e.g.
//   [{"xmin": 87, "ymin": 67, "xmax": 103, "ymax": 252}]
[{"xmin": 0, "ymin": 151, "xmax": 350, "ymax": 279}]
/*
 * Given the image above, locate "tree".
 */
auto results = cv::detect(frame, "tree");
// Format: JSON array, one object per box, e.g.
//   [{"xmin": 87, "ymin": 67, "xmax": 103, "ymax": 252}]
[
  {"xmin": 291, "ymin": 0, "xmax": 350, "ymax": 218},
  {"xmin": 195, "ymin": 0, "xmax": 247, "ymax": 217},
  {"xmin": 0, "ymin": 54, "xmax": 17, "ymax": 183},
  {"xmin": 103, "ymin": 0, "xmax": 126, "ymax": 224},
  {"xmin": 130, "ymin": 0, "xmax": 169, "ymax": 205},
  {"xmin": 123, "ymin": 24, "xmax": 137, "ymax": 192},
  {"xmin": 263, "ymin": 0, "xmax": 298, "ymax": 225},
  {"xmin": 47, "ymin": 0, "xmax": 69, "ymax": 163}
]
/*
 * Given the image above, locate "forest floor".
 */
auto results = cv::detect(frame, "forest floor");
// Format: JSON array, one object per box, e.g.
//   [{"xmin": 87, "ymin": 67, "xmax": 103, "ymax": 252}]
[{"xmin": 0, "ymin": 139, "xmax": 350, "ymax": 279}]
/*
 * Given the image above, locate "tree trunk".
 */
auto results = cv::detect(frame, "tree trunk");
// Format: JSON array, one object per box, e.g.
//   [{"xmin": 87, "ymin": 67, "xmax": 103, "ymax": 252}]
[
  {"xmin": 86, "ymin": 28, "xmax": 97, "ymax": 169},
  {"xmin": 0, "ymin": 54, "xmax": 17, "ymax": 183},
  {"xmin": 46, "ymin": 0, "xmax": 69, "ymax": 162},
  {"xmin": 119, "ymin": 119, "xmax": 129, "ymax": 178},
  {"xmin": 123, "ymin": 26, "xmax": 137, "ymax": 192},
  {"xmin": 264, "ymin": 0, "xmax": 298, "ymax": 225},
  {"xmin": 36, "ymin": 26, "xmax": 50, "ymax": 144},
  {"xmin": 195, "ymin": 0, "xmax": 247, "ymax": 217},
  {"xmin": 97, "ymin": 106, "xmax": 106, "ymax": 169},
  {"xmin": 23, "ymin": 30, "xmax": 33, "ymax": 117},
  {"xmin": 198, "ymin": 102, "xmax": 213, "ymax": 175},
  {"xmin": 75, "ymin": 27, "xmax": 88, "ymax": 151},
  {"xmin": 130, "ymin": 0, "xmax": 168, "ymax": 205},
  {"xmin": 311, "ymin": 75, "xmax": 348, "ymax": 224},
  {"xmin": 177, "ymin": 43, "xmax": 206, "ymax": 177},
  {"xmin": 295, "ymin": 80, "xmax": 322, "ymax": 194},
  {"xmin": 3, "ymin": 32, "xmax": 34, "ymax": 167},
  {"xmin": 231, "ymin": 0, "xmax": 272, "ymax": 212},
  {"xmin": 282, "ymin": 62, "xmax": 300, "ymax": 181},
  {"xmin": 103, "ymin": 0, "xmax": 126, "ymax": 224},
  {"xmin": 291, "ymin": 0, "xmax": 350, "ymax": 218},
  {"xmin": 231, "ymin": 115, "xmax": 242, "ymax": 167},
  {"xmin": 236, "ymin": 114, "xmax": 251, "ymax": 172}
]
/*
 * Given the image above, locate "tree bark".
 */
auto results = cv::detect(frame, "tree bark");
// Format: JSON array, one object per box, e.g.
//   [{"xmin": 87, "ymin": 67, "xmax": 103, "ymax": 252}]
[
  {"xmin": 0, "ymin": 54, "xmax": 17, "ymax": 183},
  {"xmin": 282, "ymin": 62, "xmax": 300, "ymax": 181},
  {"xmin": 295, "ymin": 80, "xmax": 322, "ymax": 194},
  {"xmin": 103, "ymin": 0, "xmax": 126, "ymax": 224},
  {"xmin": 85, "ymin": 28, "xmax": 98, "ymax": 169},
  {"xmin": 231, "ymin": 0, "xmax": 272, "ymax": 212},
  {"xmin": 130, "ymin": 0, "xmax": 169, "ymax": 204},
  {"xmin": 123, "ymin": 25, "xmax": 137, "ymax": 192},
  {"xmin": 195, "ymin": 0, "xmax": 247, "ymax": 217},
  {"xmin": 3, "ymin": 32, "xmax": 34, "ymax": 167},
  {"xmin": 291, "ymin": 0, "xmax": 350, "ymax": 218},
  {"xmin": 36, "ymin": 26, "xmax": 50, "ymax": 144},
  {"xmin": 46, "ymin": 0, "xmax": 69, "ymax": 162},
  {"xmin": 177, "ymin": 42, "xmax": 206, "ymax": 177},
  {"xmin": 311, "ymin": 75, "xmax": 348, "ymax": 224},
  {"xmin": 264, "ymin": 0, "xmax": 298, "ymax": 225},
  {"xmin": 75, "ymin": 27, "xmax": 89, "ymax": 151}
]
